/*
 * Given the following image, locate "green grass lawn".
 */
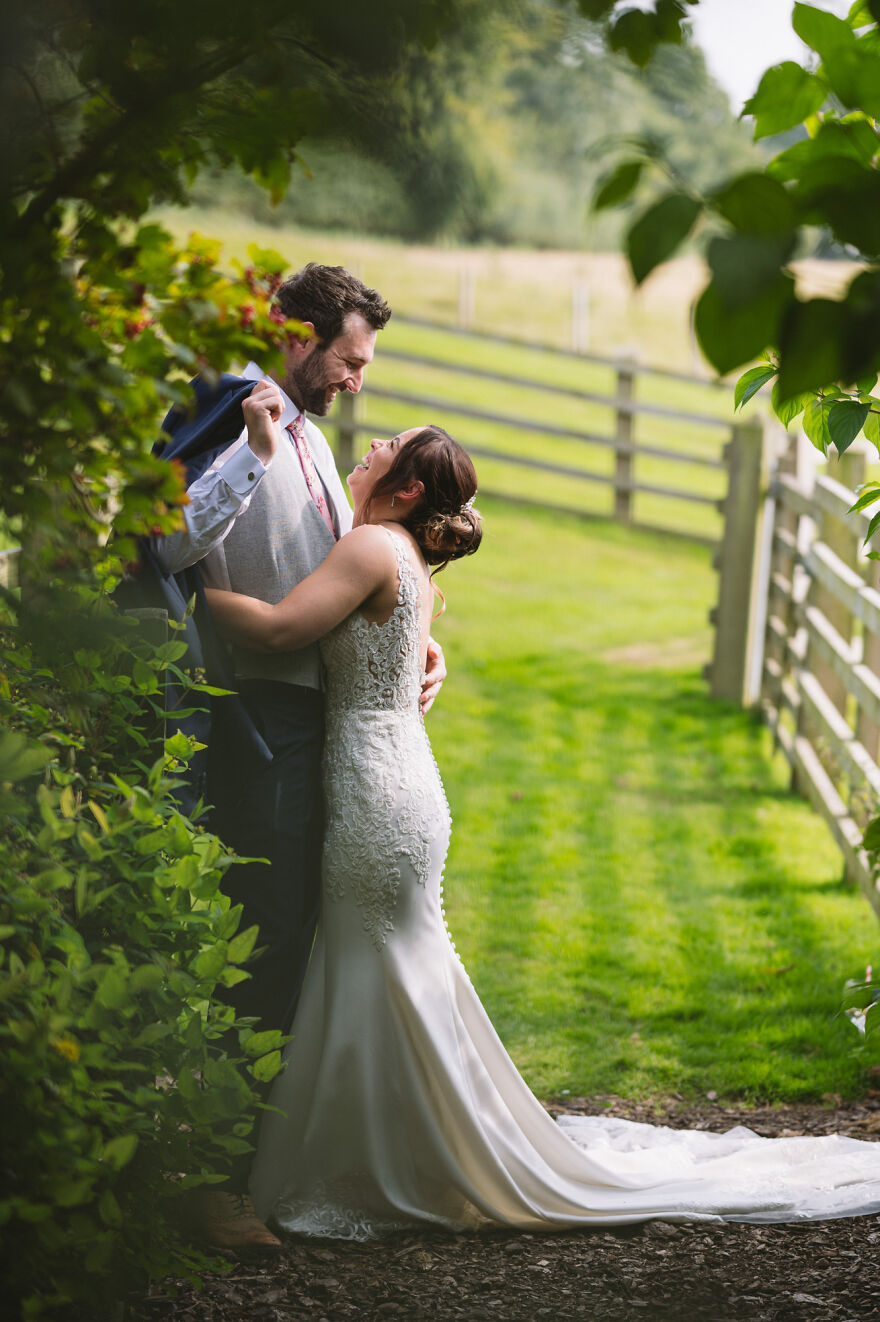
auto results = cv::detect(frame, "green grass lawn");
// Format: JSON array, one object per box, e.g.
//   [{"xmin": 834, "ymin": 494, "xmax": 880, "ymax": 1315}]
[{"xmin": 428, "ymin": 498, "xmax": 877, "ymax": 1104}]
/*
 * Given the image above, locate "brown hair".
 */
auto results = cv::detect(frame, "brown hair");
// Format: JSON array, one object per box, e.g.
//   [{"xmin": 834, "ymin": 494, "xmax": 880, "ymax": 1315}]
[
  {"xmin": 273, "ymin": 263, "xmax": 391, "ymax": 346},
  {"xmin": 365, "ymin": 426, "xmax": 482, "ymax": 571}
]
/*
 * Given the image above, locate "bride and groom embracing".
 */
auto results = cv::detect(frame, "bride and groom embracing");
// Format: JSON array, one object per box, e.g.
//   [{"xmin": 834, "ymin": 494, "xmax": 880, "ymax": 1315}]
[{"xmin": 153, "ymin": 263, "xmax": 880, "ymax": 1255}]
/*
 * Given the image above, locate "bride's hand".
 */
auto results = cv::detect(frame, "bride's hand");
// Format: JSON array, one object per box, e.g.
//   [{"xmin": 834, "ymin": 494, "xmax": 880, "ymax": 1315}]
[
  {"xmin": 242, "ymin": 379, "xmax": 284, "ymax": 465},
  {"xmin": 420, "ymin": 638, "xmax": 446, "ymax": 715}
]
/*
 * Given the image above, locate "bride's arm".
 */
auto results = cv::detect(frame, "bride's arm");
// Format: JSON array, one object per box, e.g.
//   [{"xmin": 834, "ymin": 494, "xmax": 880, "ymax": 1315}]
[{"xmin": 204, "ymin": 525, "xmax": 393, "ymax": 652}]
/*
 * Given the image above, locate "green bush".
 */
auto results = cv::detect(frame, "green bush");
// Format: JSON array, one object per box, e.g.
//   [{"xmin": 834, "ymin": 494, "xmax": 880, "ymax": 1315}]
[{"xmin": 0, "ymin": 594, "xmax": 283, "ymax": 1320}]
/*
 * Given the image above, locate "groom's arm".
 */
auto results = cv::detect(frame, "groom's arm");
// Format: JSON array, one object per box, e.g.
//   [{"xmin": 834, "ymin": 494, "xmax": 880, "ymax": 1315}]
[
  {"xmin": 150, "ymin": 439, "xmax": 267, "ymax": 575},
  {"xmin": 152, "ymin": 380, "xmax": 282, "ymax": 575}
]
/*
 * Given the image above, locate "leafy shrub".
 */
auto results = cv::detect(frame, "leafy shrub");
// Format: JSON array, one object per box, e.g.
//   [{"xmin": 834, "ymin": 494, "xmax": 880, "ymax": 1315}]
[{"xmin": 0, "ymin": 593, "xmax": 284, "ymax": 1320}]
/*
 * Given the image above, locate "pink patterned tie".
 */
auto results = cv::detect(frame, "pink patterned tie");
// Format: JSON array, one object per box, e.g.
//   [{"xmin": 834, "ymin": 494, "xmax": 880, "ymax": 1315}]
[{"xmin": 286, "ymin": 414, "xmax": 337, "ymax": 540}]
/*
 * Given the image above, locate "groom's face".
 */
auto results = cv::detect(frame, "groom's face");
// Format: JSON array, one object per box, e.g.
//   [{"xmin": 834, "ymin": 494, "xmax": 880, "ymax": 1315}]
[{"xmin": 279, "ymin": 311, "xmax": 377, "ymax": 416}]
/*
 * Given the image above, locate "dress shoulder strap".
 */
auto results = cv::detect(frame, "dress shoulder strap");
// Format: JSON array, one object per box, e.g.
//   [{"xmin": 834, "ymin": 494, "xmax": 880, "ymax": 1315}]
[{"xmin": 381, "ymin": 525, "xmax": 422, "ymax": 611}]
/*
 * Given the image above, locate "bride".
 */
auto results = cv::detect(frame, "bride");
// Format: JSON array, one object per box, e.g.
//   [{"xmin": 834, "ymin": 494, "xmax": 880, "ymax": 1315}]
[{"xmin": 206, "ymin": 423, "xmax": 880, "ymax": 1239}]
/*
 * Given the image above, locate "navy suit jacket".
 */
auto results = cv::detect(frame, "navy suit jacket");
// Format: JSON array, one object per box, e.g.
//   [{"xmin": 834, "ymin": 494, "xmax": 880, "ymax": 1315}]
[{"xmin": 119, "ymin": 374, "xmax": 272, "ymax": 819}]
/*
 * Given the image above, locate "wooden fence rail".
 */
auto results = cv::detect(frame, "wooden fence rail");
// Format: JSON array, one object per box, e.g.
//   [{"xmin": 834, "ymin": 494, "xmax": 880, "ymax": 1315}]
[
  {"xmin": 391, "ymin": 315, "xmax": 731, "ymax": 391},
  {"xmin": 332, "ymin": 321, "xmax": 736, "ymax": 547},
  {"xmin": 755, "ymin": 442, "xmax": 880, "ymax": 919}
]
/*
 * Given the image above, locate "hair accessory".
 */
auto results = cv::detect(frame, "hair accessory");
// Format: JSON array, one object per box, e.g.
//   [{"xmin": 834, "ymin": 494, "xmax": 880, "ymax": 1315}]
[{"xmin": 460, "ymin": 495, "xmax": 476, "ymax": 515}]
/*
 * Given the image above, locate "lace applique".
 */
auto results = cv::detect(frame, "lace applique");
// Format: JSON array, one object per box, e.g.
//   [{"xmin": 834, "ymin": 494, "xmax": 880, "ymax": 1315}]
[
  {"xmin": 273, "ymin": 1175, "xmax": 416, "ymax": 1241},
  {"xmin": 273, "ymin": 1174, "xmax": 491, "ymax": 1241},
  {"xmin": 319, "ymin": 529, "xmax": 423, "ymax": 716},
  {"xmin": 320, "ymin": 531, "xmax": 449, "ymax": 948}
]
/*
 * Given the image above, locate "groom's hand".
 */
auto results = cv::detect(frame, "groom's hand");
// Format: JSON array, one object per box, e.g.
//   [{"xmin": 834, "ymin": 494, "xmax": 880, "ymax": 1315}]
[
  {"xmin": 420, "ymin": 638, "xmax": 446, "ymax": 715},
  {"xmin": 242, "ymin": 379, "xmax": 284, "ymax": 465}
]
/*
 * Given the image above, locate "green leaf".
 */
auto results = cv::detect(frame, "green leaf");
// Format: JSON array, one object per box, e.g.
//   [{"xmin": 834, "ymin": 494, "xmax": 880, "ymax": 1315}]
[
  {"xmin": 826, "ymin": 400, "xmax": 870, "ymax": 454},
  {"xmin": 0, "ymin": 730, "xmax": 52, "ymax": 783},
  {"xmin": 608, "ymin": 7, "xmax": 656, "ymax": 66},
  {"xmin": 848, "ymin": 479, "xmax": 880, "ymax": 512},
  {"xmin": 195, "ymin": 942, "xmax": 228, "ymax": 981},
  {"xmin": 102, "ymin": 1133, "xmax": 139, "ymax": 1170},
  {"xmin": 95, "ymin": 965, "xmax": 130, "ymax": 1009},
  {"xmin": 743, "ymin": 63, "xmax": 827, "ymax": 140},
  {"xmin": 626, "ymin": 194, "xmax": 701, "ymax": 285},
  {"xmin": 777, "ymin": 298, "xmax": 849, "ymax": 399},
  {"xmin": 242, "ymin": 1029, "xmax": 284, "ymax": 1057},
  {"xmin": 695, "ymin": 274, "xmax": 794, "ymax": 377},
  {"xmin": 153, "ymin": 640, "xmax": 189, "ymax": 667},
  {"xmin": 712, "ymin": 174, "xmax": 797, "ymax": 236},
  {"xmin": 735, "ymin": 365, "xmax": 777, "ymax": 410},
  {"xmin": 864, "ymin": 409, "xmax": 880, "ymax": 448},
  {"xmin": 227, "ymin": 924, "xmax": 259, "ymax": 965},
  {"xmin": 803, "ymin": 397, "xmax": 834, "ymax": 454},
  {"xmin": 793, "ymin": 2, "xmax": 855, "ymax": 59},
  {"xmin": 771, "ymin": 382, "xmax": 814, "ymax": 428},
  {"xmin": 593, "ymin": 160, "xmax": 644, "ymax": 211},
  {"xmin": 848, "ymin": 1, "xmax": 875, "ymax": 28},
  {"xmin": 165, "ymin": 731, "xmax": 196, "ymax": 762},
  {"xmin": 865, "ymin": 507, "xmax": 880, "ymax": 544},
  {"xmin": 575, "ymin": 0, "xmax": 615, "ymax": 16},
  {"xmin": 130, "ymin": 963, "xmax": 164, "ymax": 993},
  {"xmin": 863, "ymin": 814, "xmax": 880, "ymax": 850},
  {"xmin": 99, "ymin": 1188, "xmax": 123, "ymax": 1228},
  {"xmin": 251, "ymin": 1050, "xmax": 282, "ymax": 1083},
  {"xmin": 707, "ymin": 233, "xmax": 796, "ymax": 311}
]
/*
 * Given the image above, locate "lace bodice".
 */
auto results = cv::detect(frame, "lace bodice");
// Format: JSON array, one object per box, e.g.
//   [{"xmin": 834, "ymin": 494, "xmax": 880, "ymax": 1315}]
[
  {"xmin": 319, "ymin": 528, "xmax": 424, "ymax": 716},
  {"xmin": 318, "ymin": 527, "xmax": 449, "ymax": 951}
]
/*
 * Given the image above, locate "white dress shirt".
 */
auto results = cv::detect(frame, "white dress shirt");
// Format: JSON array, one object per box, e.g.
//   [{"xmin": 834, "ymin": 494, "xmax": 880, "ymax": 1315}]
[{"xmin": 151, "ymin": 362, "xmax": 352, "ymax": 578}]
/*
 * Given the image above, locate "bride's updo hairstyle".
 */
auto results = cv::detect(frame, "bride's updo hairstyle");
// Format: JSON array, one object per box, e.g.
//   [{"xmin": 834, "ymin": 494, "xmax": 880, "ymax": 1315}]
[{"xmin": 366, "ymin": 426, "xmax": 482, "ymax": 571}]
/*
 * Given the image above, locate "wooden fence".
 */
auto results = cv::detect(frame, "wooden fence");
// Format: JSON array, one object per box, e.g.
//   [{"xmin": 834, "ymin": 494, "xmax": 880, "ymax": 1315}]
[
  {"xmin": 331, "ymin": 316, "xmax": 737, "ymax": 548},
  {"xmin": 755, "ymin": 440, "xmax": 880, "ymax": 920}
]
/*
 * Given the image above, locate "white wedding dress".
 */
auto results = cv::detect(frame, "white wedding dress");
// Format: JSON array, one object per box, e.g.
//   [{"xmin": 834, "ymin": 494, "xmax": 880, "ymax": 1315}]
[{"xmin": 251, "ymin": 529, "xmax": 880, "ymax": 1238}]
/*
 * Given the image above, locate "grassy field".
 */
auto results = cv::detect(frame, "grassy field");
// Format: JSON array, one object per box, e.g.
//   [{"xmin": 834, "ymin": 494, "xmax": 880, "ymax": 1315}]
[
  {"xmin": 429, "ymin": 498, "xmax": 876, "ymax": 1103},
  {"xmin": 154, "ymin": 203, "xmax": 858, "ymax": 369}
]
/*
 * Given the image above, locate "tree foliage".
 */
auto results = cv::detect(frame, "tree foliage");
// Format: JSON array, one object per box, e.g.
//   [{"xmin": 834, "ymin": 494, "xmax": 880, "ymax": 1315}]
[
  {"xmin": 598, "ymin": 2, "xmax": 880, "ymax": 416},
  {"xmin": 187, "ymin": 0, "xmax": 757, "ymax": 249}
]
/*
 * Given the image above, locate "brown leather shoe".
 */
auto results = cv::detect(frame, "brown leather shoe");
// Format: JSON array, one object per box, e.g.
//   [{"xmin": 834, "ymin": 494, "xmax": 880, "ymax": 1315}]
[{"xmin": 192, "ymin": 1190, "xmax": 282, "ymax": 1254}]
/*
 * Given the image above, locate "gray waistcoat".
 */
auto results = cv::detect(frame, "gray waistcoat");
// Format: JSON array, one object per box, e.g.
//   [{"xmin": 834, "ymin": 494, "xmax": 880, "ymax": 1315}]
[{"xmin": 215, "ymin": 440, "xmax": 337, "ymax": 689}]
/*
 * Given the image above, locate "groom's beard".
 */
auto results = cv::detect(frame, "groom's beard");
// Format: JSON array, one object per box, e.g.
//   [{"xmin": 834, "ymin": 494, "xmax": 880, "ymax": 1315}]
[{"xmin": 281, "ymin": 349, "xmax": 339, "ymax": 416}]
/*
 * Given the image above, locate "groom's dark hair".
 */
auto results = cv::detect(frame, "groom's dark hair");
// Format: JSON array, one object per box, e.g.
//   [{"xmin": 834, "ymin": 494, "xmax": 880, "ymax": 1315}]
[{"xmin": 273, "ymin": 263, "xmax": 391, "ymax": 347}]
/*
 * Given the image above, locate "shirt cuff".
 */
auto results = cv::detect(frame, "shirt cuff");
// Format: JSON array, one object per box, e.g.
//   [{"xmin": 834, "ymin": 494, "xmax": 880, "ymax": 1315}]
[{"xmin": 218, "ymin": 444, "xmax": 268, "ymax": 496}]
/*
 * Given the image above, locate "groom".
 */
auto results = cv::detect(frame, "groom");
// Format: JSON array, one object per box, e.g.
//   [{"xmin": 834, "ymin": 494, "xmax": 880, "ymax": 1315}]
[{"xmin": 150, "ymin": 263, "xmax": 446, "ymax": 1250}]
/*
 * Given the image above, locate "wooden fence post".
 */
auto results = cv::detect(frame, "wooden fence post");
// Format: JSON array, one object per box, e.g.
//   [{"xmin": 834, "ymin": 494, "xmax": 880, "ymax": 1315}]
[
  {"xmin": 857, "ymin": 557, "xmax": 880, "ymax": 767},
  {"xmin": 814, "ymin": 448, "xmax": 865, "ymax": 718},
  {"xmin": 336, "ymin": 392, "xmax": 358, "ymax": 473},
  {"xmin": 571, "ymin": 282, "xmax": 590, "ymax": 353},
  {"xmin": 614, "ymin": 363, "xmax": 635, "ymax": 523},
  {"xmin": 709, "ymin": 419, "xmax": 767, "ymax": 704},
  {"xmin": 760, "ymin": 433, "xmax": 800, "ymax": 716},
  {"xmin": 457, "ymin": 267, "xmax": 475, "ymax": 330}
]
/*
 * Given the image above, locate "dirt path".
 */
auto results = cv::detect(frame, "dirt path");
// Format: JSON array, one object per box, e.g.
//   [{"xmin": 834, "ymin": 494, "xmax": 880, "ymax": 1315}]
[{"xmin": 131, "ymin": 1096, "xmax": 880, "ymax": 1322}]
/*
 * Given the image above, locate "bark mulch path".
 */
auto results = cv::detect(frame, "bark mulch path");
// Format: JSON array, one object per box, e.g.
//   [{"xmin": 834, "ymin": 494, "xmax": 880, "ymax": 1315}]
[{"xmin": 130, "ymin": 1094, "xmax": 880, "ymax": 1322}]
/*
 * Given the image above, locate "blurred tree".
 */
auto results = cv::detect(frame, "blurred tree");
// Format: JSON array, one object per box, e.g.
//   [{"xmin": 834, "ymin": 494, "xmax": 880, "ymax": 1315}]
[{"xmin": 182, "ymin": 0, "xmax": 756, "ymax": 248}]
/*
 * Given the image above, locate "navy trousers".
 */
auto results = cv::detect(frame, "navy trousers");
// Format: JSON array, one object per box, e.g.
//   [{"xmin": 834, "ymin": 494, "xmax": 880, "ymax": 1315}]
[
  {"xmin": 216, "ymin": 680, "xmax": 326, "ymax": 1037},
  {"xmin": 214, "ymin": 681, "xmax": 325, "ymax": 1192}
]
